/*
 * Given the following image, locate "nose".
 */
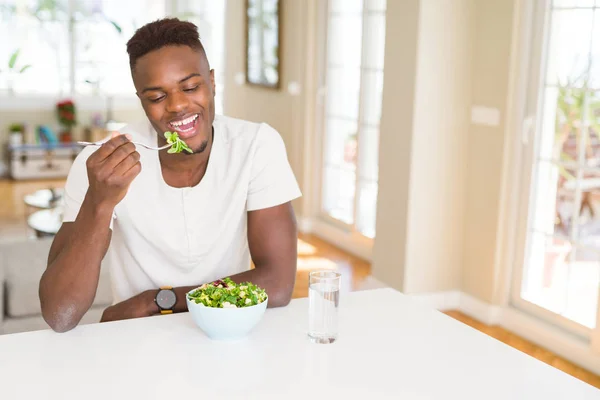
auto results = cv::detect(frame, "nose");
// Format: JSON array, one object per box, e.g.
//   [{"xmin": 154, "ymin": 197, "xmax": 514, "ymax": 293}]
[{"xmin": 165, "ymin": 90, "xmax": 189, "ymax": 114}]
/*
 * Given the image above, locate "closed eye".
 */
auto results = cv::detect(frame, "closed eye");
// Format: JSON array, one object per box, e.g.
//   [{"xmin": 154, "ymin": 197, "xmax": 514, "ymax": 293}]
[
  {"xmin": 148, "ymin": 95, "xmax": 165, "ymax": 103},
  {"xmin": 183, "ymin": 85, "xmax": 199, "ymax": 93}
]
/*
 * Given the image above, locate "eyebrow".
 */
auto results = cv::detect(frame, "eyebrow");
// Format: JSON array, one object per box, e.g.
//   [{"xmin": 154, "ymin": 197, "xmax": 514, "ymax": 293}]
[{"xmin": 141, "ymin": 73, "xmax": 202, "ymax": 94}]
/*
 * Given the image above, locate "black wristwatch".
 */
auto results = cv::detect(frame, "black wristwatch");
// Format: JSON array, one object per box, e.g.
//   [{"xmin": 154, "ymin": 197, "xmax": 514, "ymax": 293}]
[{"xmin": 154, "ymin": 286, "xmax": 177, "ymax": 314}]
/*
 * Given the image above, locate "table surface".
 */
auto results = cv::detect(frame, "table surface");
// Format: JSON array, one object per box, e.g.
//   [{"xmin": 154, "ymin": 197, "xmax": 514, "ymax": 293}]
[
  {"xmin": 23, "ymin": 188, "xmax": 64, "ymax": 209},
  {"xmin": 0, "ymin": 288, "xmax": 598, "ymax": 399}
]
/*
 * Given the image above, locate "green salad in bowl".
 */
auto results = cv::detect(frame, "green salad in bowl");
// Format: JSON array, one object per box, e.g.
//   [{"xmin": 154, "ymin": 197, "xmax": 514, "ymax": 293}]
[
  {"xmin": 186, "ymin": 278, "xmax": 269, "ymax": 340},
  {"xmin": 187, "ymin": 278, "xmax": 268, "ymax": 308}
]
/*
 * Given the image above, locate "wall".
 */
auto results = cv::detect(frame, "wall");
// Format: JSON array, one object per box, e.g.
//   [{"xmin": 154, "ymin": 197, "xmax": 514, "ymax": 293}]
[
  {"xmin": 370, "ymin": 0, "xmax": 420, "ymax": 291},
  {"xmin": 462, "ymin": 0, "xmax": 516, "ymax": 304},
  {"xmin": 404, "ymin": 0, "xmax": 472, "ymax": 293},
  {"xmin": 223, "ymin": 0, "xmax": 313, "ymax": 218},
  {"xmin": 372, "ymin": 0, "xmax": 472, "ymax": 294}
]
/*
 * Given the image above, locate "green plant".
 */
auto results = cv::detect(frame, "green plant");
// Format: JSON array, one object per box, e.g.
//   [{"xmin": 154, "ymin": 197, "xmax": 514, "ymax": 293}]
[
  {"xmin": 8, "ymin": 123, "xmax": 24, "ymax": 133},
  {"xmin": 0, "ymin": 49, "xmax": 31, "ymax": 77},
  {"xmin": 553, "ymin": 76, "xmax": 600, "ymax": 180},
  {"xmin": 551, "ymin": 73, "xmax": 600, "ymax": 229}
]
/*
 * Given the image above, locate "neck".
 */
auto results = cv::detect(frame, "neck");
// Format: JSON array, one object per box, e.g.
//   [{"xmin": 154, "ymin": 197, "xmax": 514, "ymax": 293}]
[{"xmin": 158, "ymin": 128, "xmax": 214, "ymax": 188}]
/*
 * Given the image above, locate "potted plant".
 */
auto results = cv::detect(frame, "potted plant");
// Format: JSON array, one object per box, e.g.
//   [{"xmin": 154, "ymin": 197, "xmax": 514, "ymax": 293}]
[
  {"xmin": 1, "ymin": 49, "xmax": 31, "ymax": 95},
  {"xmin": 8, "ymin": 123, "xmax": 24, "ymax": 146},
  {"xmin": 56, "ymin": 99, "xmax": 76, "ymax": 142}
]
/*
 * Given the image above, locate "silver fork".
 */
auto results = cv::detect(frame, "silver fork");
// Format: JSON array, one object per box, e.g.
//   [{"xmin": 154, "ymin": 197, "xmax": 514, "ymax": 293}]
[{"xmin": 77, "ymin": 141, "xmax": 171, "ymax": 151}]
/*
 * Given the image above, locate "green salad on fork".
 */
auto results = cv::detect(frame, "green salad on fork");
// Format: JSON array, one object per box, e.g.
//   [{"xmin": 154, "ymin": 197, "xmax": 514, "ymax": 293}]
[{"xmin": 164, "ymin": 131, "xmax": 193, "ymax": 154}]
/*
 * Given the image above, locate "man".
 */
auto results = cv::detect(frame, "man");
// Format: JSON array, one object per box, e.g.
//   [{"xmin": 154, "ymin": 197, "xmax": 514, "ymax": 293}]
[{"xmin": 39, "ymin": 18, "xmax": 301, "ymax": 333}]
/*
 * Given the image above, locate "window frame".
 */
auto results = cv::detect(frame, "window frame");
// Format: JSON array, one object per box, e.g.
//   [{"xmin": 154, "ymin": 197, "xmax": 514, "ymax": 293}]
[
  {"xmin": 507, "ymin": 0, "xmax": 600, "ymax": 346},
  {"xmin": 313, "ymin": 0, "xmax": 385, "ymax": 255}
]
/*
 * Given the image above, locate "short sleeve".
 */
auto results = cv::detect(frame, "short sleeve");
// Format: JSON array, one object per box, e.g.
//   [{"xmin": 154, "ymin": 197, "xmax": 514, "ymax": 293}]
[
  {"xmin": 62, "ymin": 147, "xmax": 114, "ymax": 230},
  {"xmin": 246, "ymin": 124, "xmax": 302, "ymax": 211}
]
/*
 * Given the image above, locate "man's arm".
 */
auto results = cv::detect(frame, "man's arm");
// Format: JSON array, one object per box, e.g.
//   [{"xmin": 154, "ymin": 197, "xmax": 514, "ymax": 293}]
[
  {"xmin": 100, "ymin": 201, "xmax": 298, "ymax": 322},
  {"xmin": 39, "ymin": 200, "xmax": 113, "ymax": 332},
  {"xmin": 39, "ymin": 133, "xmax": 141, "ymax": 332}
]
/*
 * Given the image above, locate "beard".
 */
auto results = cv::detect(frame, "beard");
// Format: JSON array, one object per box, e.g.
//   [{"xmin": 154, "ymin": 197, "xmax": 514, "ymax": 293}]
[
  {"xmin": 185, "ymin": 124, "xmax": 213, "ymax": 155},
  {"xmin": 187, "ymin": 139, "xmax": 209, "ymax": 155}
]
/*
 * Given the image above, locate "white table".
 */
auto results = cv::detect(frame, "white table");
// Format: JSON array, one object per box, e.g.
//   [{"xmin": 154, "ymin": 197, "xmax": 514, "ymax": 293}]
[
  {"xmin": 23, "ymin": 188, "xmax": 64, "ymax": 209},
  {"xmin": 0, "ymin": 289, "xmax": 598, "ymax": 399},
  {"xmin": 26, "ymin": 207, "xmax": 63, "ymax": 237}
]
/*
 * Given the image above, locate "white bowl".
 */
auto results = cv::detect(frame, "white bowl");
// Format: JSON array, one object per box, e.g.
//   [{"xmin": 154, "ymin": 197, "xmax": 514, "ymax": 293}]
[{"xmin": 185, "ymin": 290, "xmax": 268, "ymax": 340}]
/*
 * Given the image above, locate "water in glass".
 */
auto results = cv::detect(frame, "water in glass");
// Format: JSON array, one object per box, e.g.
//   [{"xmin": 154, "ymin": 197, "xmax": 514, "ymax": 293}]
[{"xmin": 308, "ymin": 271, "xmax": 341, "ymax": 344}]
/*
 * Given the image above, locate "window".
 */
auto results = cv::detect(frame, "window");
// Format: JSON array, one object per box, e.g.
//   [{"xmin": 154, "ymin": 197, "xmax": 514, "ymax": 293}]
[
  {"xmin": 0, "ymin": 0, "xmax": 226, "ymax": 113},
  {"xmin": 511, "ymin": 0, "xmax": 600, "ymax": 343},
  {"xmin": 320, "ymin": 0, "xmax": 386, "ymax": 239}
]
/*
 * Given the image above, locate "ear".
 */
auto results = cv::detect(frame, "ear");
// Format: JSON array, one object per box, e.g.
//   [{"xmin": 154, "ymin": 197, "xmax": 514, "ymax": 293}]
[{"xmin": 210, "ymin": 69, "xmax": 216, "ymax": 96}]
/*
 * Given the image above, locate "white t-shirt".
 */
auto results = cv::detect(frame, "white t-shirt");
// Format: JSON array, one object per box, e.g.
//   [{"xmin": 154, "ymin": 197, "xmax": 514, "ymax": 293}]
[{"xmin": 62, "ymin": 114, "xmax": 302, "ymax": 303}]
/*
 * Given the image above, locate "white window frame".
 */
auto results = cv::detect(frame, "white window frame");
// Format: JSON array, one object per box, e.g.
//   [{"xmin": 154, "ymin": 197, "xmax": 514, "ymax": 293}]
[
  {"xmin": 309, "ymin": 0, "xmax": 385, "ymax": 261},
  {"xmin": 502, "ymin": 0, "xmax": 600, "ymax": 352}
]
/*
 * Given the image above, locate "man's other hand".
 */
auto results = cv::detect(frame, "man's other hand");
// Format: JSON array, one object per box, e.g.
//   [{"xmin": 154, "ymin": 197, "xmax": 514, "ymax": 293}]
[{"xmin": 100, "ymin": 290, "xmax": 158, "ymax": 323}]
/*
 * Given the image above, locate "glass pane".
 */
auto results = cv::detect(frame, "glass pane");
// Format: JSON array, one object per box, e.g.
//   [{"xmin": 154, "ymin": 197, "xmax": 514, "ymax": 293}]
[
  {"xmin": 326, "ymin": 67, "xmax": 361, "ymax": 119},
  {"xmin": 327, "ymin": 14, "xmax": 363, "ymax": 68},
  {"xmin": 357, "ymin": 125, "xmax": 379, "ymax": 181},
  {"xmin": 552, "ymin": 0, "xmax": 595, "ymax": 7},
  {"xmin": 573, "ymin": 177, "xmax": 600, "ymax": 243},
  {"xmin": 545, "ymin": 10, "xmax": 594, "ymax": 87},
  {"xmin": 186, "ymin": 0, "xmax": 227, "ymax": 114},
  {"xmin": 330, "ymin": 0, "xmax": 363, "ymax": 13},
  {"xmin": 73, "ymin": 0, "xmax": 166, "ymax": 95},
  {"xmin": 552, "ymin": 164, "xmax": 600, "ymax": 242},
  {"xmin": 366, "ymin": 0, "xmax": 387, "ymax": 11},
  {"xmin": 537, "ymin": 86, "xmax": 560, "ymax": 161},
  {"xmin": 362, "ymin": 14, "xmax": 386, "ymax": 69},
  {"xmin": 0, "ymin": 0, "xmax": 70, "ymax": 94},
  {"xmin": 588, "ymin": 10, "xmax": 600, "ymax": 87},
  {"xmin": 537, "ymin": 86, "xmax": 600, "ymax": 238},
  {"xmin": 529, "ymin": 161, "xmax": 600, "ymax": 240},
  {"xmin": 530, "ymin": 162, "xmax": 568, "ymax": 235},
  {"xmin": 324, "ymin": 118, "xmax": 358, "ymax": 167},
  {"xmin": 522, "ymin": 233, "xmax": 599, "ymax": 328},
  {"xmin": 357, "ymin": 180, "xmax": 378, "ymax": 238},
  {"xmin": 170, "ymin": 0, "xmax": 227, "ymax": 114},
  {"xmin": 360, "ymin": 70, "xmax": 384, "ymax": 126},
  {"xmin": 537, "ymin": 86, "xmax": 600, "ymax": 165},
  {"xmin": 323, "ymin": 166, "xmax": 356, "ymax": 224}
]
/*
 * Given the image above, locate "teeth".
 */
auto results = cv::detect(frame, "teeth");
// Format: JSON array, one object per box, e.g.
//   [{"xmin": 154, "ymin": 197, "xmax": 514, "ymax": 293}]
[{"xmin": 171, "ymin": 114, "xmax": 198, "ymax": 127}]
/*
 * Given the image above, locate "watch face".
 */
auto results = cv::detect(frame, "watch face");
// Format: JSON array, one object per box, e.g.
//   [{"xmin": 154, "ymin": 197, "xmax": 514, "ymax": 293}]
[{"xmin": 156, "ymin": 289, "xmax": 177, "ymax": 309}]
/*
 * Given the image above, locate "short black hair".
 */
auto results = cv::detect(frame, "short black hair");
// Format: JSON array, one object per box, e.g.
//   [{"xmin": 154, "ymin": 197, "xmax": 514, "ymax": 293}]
[{"xmin": 126, "ymin": 17, "xmax": 206, "ymax": 70}]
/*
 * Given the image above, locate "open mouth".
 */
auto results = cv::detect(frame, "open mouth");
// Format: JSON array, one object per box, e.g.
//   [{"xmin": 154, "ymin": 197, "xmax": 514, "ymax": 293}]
[{"xmin": 168, "ymin": 114, "xmax": 199, "ymax": 138}]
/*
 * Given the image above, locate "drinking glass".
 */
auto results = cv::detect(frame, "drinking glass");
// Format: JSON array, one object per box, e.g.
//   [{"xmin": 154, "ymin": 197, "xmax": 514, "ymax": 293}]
[{"xmin": 308, "ymin": 271, "xmax": 341, "ymax": 344}]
